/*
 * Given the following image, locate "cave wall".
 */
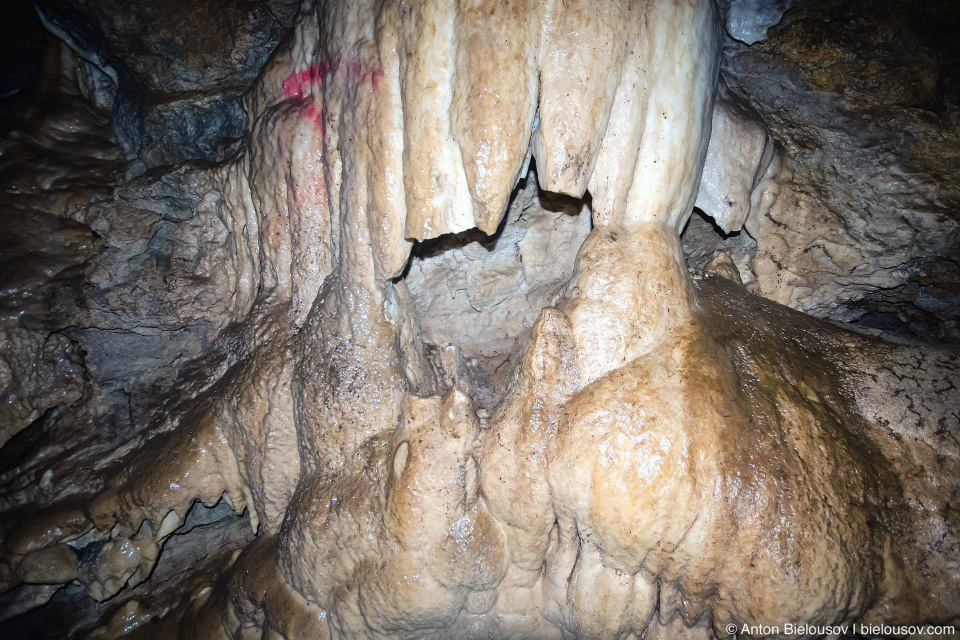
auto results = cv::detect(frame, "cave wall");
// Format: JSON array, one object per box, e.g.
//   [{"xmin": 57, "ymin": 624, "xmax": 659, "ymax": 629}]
[{"xmin": 0, "ymin": 1, "xmax": 958, "ymax": 638}]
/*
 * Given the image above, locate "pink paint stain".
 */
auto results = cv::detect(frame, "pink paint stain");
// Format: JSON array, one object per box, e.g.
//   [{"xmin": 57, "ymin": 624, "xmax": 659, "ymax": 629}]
[
  {"xmin": 281, "ymin": 59, "xmax": 384, "ymax": 135},
  {"xmin": 370, "ymin": 67, "xmax": 385, "ymax": 92},
  {"xmin": 281, "ymin": 58, "xmax": 383, "ymax": 104},
  {"xmin": 280, "ymin": 58, "xmax": 383, "ymax": 207},
  {"xmin": 293, "ymin": 170, "xmax": 328, "ymax": 212}
]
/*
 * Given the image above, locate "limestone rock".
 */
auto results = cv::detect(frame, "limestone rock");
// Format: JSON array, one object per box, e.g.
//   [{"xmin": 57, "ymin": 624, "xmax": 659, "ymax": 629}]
[
  {"xmin": 723, "ymin": 0, "xmax": 960, "ymax": 342},
  {"xmin": 0, "ymin": 1, "xmax": 958, "ymax": 638},
  {"xmin": 37, "ymin": 0, "xmax": 297, "ymax": 169}
]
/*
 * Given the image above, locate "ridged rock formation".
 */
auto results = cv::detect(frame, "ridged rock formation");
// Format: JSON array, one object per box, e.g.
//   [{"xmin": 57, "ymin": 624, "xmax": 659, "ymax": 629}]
[{"xmin": 0, "ymin": 0, "xmax": 958, "ymax": 638}]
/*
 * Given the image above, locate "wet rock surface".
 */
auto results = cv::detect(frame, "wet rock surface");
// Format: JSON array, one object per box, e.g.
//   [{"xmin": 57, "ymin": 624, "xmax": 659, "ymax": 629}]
[
  {"xmin": 37, "ymin": 0, "xmax": 299, "ymax": 170},
  {"xmin": 405, "ymin": 178, "xmax": 591, "ymax": 409},
  {"xmin": 0, "ymin": 0, "xmax": 958, "ymax": 638},
  {"xmin": 708, "ymin": 0, "xmax": 960, "ymax": 343}
]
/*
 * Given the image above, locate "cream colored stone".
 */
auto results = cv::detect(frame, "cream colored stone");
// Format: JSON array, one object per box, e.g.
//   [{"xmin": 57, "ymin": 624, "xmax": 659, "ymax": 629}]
[
  {"xmin": 2, "ymin": 1, "xmax": 958, "ymax": 639},
  {"xmin": 695, "ymin": 78, "xmax": 779, "ymax": 233}
]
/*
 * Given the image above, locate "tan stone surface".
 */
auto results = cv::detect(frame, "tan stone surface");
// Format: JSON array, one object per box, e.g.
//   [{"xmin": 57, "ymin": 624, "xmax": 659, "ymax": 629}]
[{"xmin": 0, "ymin": 1, "xmax": 958, "ymax": 638}]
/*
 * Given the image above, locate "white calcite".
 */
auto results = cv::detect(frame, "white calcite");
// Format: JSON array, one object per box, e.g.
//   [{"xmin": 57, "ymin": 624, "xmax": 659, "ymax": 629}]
[
  {"xmin": 694, "ymin": 79, "xmax": 780, "ymax": 233},
  {"xmin": 724, "ymin": 0, "xmax": 795, "ymax": 44},
  {"xmin": 2, "ymin": 1, "xmax": 958, "ymax": 639}
]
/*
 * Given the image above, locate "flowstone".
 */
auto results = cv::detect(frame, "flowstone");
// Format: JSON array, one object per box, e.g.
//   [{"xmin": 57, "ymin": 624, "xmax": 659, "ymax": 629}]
[{"xmin": 1, "ymin": 1, "xmax": 958, "ymax": 638}]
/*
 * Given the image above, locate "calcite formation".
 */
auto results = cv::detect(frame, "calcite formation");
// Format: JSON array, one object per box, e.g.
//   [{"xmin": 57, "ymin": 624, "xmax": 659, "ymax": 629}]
[
  {"xmin": 1, "ymin": 0, "xmax": 958, "ymax": 638},
  {"xmin": 707, "ymin": 0, "xmax": 960, "ymax": 341}
]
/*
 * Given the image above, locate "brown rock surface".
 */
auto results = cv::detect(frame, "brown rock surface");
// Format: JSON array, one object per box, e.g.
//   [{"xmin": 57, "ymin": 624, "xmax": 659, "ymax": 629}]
[
  {"xmin": 0, "ymin": 0, "xmax": 958, "ymax": 638},
  {"xmin": 709, "ymin": 0, "xmax": 960, "ymax": 343}
]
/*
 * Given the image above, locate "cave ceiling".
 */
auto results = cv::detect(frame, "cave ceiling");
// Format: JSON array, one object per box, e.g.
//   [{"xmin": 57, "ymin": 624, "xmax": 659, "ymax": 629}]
[{"xmin": 0, "ymin": 0, "xmax": 958, "ymax": 638}]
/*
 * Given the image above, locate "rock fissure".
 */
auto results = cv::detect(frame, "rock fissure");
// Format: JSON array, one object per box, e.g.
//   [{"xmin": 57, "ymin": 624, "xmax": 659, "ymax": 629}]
[{"xmin": 1, "ymin": 0, "xmax": 959, "ymax": 638}]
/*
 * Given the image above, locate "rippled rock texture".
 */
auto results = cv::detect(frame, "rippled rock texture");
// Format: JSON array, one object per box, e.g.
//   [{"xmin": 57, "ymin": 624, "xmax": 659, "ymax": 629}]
[
  {"xmin": 0, "ymin": 0, "xmax": 958, "ymax": 638},
  {"xmin": 690, "ymin": 0, "xmax": 960, "ymax": 344}
]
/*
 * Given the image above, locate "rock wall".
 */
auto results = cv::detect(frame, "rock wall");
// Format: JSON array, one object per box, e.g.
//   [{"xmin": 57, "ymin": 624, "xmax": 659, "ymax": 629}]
[{"xmin": 0, "ymin": 1, "xmax": 958, "ymax": 638}]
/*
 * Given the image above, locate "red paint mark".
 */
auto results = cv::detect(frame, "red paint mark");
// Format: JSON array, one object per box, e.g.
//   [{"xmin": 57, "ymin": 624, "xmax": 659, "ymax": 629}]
[
  {"xmin": 278, "ymin": 58, "xmax": 382, "ymax": 210},
  {"xmin": 281, "ymin": 58, "xmax": 383, "ymax": 101},
  {"xmin": 281, "ymin": 58, "xmax": 384, "ymax": 137},
  {"xmin": 282, "ymin": 61, "xmax": 325, "ymax": 99},
  {"xmin": 304, "ymin": 104, "xmax": 324, "ymax": 132},
  {"xmin": 370, "ymin": 67, "xmax": 385, "ymax": 92}
]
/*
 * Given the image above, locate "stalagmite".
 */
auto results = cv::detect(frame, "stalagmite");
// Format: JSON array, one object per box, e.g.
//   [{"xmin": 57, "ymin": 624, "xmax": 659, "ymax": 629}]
[{"xmin": 1, "ymin": 0, "xmax": 958, "ymax": 638}]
